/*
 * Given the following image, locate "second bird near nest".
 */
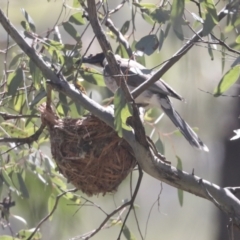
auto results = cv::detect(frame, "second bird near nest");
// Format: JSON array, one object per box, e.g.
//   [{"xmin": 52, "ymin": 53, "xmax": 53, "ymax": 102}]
[{"xmin": 80, "ymin": 52, "xmax": 208, "ymax": 152}]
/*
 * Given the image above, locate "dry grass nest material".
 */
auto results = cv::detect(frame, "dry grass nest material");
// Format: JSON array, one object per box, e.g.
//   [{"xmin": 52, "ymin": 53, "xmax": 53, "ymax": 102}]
[{"xmin": 39, "ymin": 104, "xmax": 137, "ymax": 196}]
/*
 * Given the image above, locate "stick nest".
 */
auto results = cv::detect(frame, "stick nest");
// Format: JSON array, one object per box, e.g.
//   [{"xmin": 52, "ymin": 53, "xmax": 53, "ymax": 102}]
[{"xmin": 39, "ymin": 104, "xmax": 136, "ymax": 196}]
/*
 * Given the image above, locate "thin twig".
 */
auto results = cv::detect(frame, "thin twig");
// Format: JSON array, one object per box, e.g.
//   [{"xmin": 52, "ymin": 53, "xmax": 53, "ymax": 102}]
[
  {"xmin": 26, "ymin": 188, "xmax": 77, "ymax": 240},
  {"xmin": 0, "ymin": 123, "xmax": 45, "ymax": 144},
  {"xmin": 131, "ymin": 167, "xmax": 144, "ymax": 240},
  {"xmin": 117, "ymin": 166, "xmax": 143, "ymax": 240},
  {"xmin": 72, "ymin": 169, "xmax": 143, "ymax": 240},
  {"xmin": 144, "ymin": 182, "xmax": 163, "ymax": 239},
  {"xmin": 0, "ymin": 112, "xmax": 40, "ymax": 120}
]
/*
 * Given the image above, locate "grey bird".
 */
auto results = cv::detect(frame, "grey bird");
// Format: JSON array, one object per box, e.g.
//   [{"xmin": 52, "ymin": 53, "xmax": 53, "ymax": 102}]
[{"xmin": 81, "ymin": 52, "xmax": 208, "ymax": 152}]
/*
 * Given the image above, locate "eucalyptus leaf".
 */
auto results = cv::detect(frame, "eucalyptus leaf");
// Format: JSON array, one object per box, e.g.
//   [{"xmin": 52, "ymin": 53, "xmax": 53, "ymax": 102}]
[
  {"xmin": 171, "ymin": 0, "xmax": 184, "ymax": 21},
  {"xmin": 114, "ymin": 88, "xmax": 132, "ymax": 137},
  {"xmin": 0, "ymin": 122, "xmax": 28, "ymax": 138},
  {"xmin": 214, "ymin": 65, "xmax": 240, "ymax": 97},
  {"xmin": 21, "ymin": 8, "xmax": 36, "ymax": 32},
  {"xmin": 120, "ymin": 20, "xmax": 130, "ymax": 35},
  {"xmin": 62, "ymin": 21, "xmax": 81, "ymax": 41},
  {"xmin": 176, "ymin": 155, "xmax": 183, "ymax": 206},
  {"xmin": 7, "ymin": 68, "xmax": 24, "ymax": 96},
  {"xmin": 135, "ymin": 35, "xmax": 159, "ymax": 56},
  {"xmin": 0, "ymin": 236, "xmax": 20, "ymax": 240},
  {"xmin": 200, "ymin": 0, "xmax": 218, "ymax": 36},
  {"xmin": 80, "ymin": 67, "xmax": 105, "ymax": 86},
  {"xmin": 150, "ymin": 9, "xmax": 170, "ymax": 24},
  {"xmin": 9, "ymin": 53, "xmax": 24, "ymax": 68},
  {"xmin": 69, "ymin": 12, "xmax": 85, "ymax": 25},
  {"xmin": 158, "ymin": 29, "xmax": 164, "ymax": 51},
  {"xmin": 29, "ymin": 60, "xmax": 42, "ymax": 90},
  {"xmin": 123, "ymin": 224, "xmax": 136, "ymax": 240},
  {"xmin": 17, "ymin": 229, "xmax": 42, "ymax": 239},
  {"xmin": 133, "ymin": 2, "xmax": 156, "ymax": 9},
  {"xmin": 155, "ymin": 138, "xmax": 165, "ymax": 155},
  {"xmin": 48, "ymin": 194, "xmax": 55, "ymax": 221}
]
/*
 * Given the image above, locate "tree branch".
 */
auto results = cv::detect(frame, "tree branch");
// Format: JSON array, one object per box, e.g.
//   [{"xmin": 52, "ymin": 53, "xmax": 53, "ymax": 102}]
[{"xmin": 1, "ymin": 3, "xmax": 240, "ymax": 229}]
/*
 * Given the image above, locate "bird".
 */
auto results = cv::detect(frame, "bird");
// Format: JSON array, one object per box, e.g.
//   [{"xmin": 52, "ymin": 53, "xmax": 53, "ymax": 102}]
[{"xmin": 80, "ymin": 52, "xmax": 208, "ymax": 152}]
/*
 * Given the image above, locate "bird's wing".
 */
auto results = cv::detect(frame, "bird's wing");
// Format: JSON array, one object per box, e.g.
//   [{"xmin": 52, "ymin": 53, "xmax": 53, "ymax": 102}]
[{"xmin": 117, "ymin": 61, "xmax": 184, "ymax": 101}]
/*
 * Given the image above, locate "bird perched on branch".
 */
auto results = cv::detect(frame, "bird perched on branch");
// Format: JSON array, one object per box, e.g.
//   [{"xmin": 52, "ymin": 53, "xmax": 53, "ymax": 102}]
[{"xmin": 81, "ymin": 52, "xmax": 208, "ymax": 152}]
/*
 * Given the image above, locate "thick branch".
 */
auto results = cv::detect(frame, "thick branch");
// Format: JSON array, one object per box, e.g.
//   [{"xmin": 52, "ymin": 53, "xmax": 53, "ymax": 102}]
[{"xmin": 1, "ymin": 5, "xmax": 240, "ymax": 228}]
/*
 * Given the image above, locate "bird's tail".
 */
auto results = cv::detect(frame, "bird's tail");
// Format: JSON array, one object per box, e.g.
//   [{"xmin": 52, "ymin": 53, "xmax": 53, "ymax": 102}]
[{"xmin": 159, "ymin": 95, "xmax": 208, "ymax": 152}]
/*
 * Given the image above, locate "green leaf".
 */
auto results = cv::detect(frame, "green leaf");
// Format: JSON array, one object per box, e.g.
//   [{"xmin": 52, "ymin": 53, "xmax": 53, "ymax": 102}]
[
  {"xmin": 21, "ymin": 8, "xmax": 36, "ymax": 32},
  {"xmin": 114, "ymin": 88, "xmax": 132, "ymax": 137},
  {"xmin": 207, "ymin": 43, "xmax": 214, "ymax": 60},
  {"xmin": 80, "ymin": 67, "xmax": 105, "ymax": 86},
  {"xmin": 0, "ymin": 177, "xmax": 3, "ymax": 198},
  {"xmin": 141, "ymin": 12, "xmax": 155, "ymax": 25},
  {"xmin": 17, "ymin": 172, "xmax": 29, "ymax": 198},
  {"xmin": 176, "ymin": 155, "xmax": 183, "ymax": 206},
  {"xmin": 29, "ymin": 60, "xmax": 42, "ymax": 90},
  {"xmin": 123, "ymin": 224, "xmax": 136, "ymax": 240},
  {"xmin": 13, "ymin": 90, "xmax": 25, "ymax": 112},
  {"xmin": 115, "ymin": 44, "xmax": 129, "ymax": 59},
  {"xmin": 17, "ymin": 229, "xmax": 42, "ymax": 239},
  {"xmin": 231, "ymin": 56, "xmax": 240, "ymax": 68},
  {"xmin": 62, "ymin": 21, "xmax": 80, "ymax": 41},
  {"xmin": 73, "ymin": 0, "xmax": 80, "ymax": 8},
  {"xmin": 176, "ymin": 155, "xmax": 183, "ymax": 171},
  {"xmin": 135, "ymin": 35, "xmax": 159, "ymax": 56},
  {"xmin": 69, "ymin": 12, "xmax": 85, "ymax": 25},
  {"xmin": 221, "ymin": 32, "xmax": 226, "ymax": 73},
  {"xmin": 173, "ymin": 22, "xmax": 184, "ymax": 41},
  {"xmin": 43, "ymin": 39, "xmax": 64, "ymax": 51},
  {"xmin": 120, "ymin": 20, "xmax": 130, "ymax": 35},
  {"xmin": 133, "ymin": 3, "xmax": 156, "ymax": 9},
  {"xmin": 9, "ymin": 53, "xmax": 24, "ymax": 68},
  {"xmin": 178, "ymin": 188, "xmax": 184, "ymax": 207},
  {"xmin": 7, "ymin": 68, "xmax": 24, "ymax": 96},
  {"xmin": 150, "ymin": 9, "xmax": 170, "ymax": 24},
  {"xmin": 10, "ymin": 172, "xmax": 29, "ymax": 198},
  {"xmin": 0, "ymin": 236, "xmax": 20, "ymax": 240},
  {"xmin": 164, "ymin": 22, "xmax": 171, "ymax": 38},
  {"xmin": 200, "ymin": 0, "xmax": 218, "ymax": 36},
  {"xmin": 158, "ymin": 29, "xmax": 164, "ymax": 51},
  {"xmin": 213, "ymin": 65, "xmax": 240, "ymax": 97},
  {"xmin": 29, "ymin": 89, "xmax": 46, "ymax": 108},
  {"xmin": 171, "ymin": 0, "xmax": 184, "ymax": 21},
  {"xmin": 59, "ymin": 92, "xmax": 69, "ymax": 116},
  {"xmin": 51, "ymin": 176, "xmax": 67, "ymax": 189},
  {"xmin": 1, "ymin": 170, "xmax": 14, "ymax": 188},
  {"xmin": 21, "ymin": 20, "xmax": 30, "ymax": 31},
  {"xmin": 155, "ymin": 138, "xmax": 164, "ymax": 155},
  {"xmin": 0, "ymin": 122, "xmax": 29, "ymax": 138},
  {"xmin": 48, "ymin": 194, "xmax": 55, "ymax": 221}
]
